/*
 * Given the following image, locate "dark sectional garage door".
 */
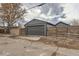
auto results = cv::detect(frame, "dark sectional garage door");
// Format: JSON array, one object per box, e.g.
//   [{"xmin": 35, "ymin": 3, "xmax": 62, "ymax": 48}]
[{"xmin": 27, "ymin": 25, "xmax": 44, "ymax": 35}]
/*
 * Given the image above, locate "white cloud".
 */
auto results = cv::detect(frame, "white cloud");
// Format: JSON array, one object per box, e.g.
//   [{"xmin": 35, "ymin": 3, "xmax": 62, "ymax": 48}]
[
  {"xmin": 23, "ymin": 3, "xmax": 63, "ymax": 22},
  {"xmin": 61, "ymin": 3, "xmax": 79, "ymax": 23},
  {"xmin": 24, "ymin": 7, "xmax": 41, "ymax": 21},
  {"xmin": 23, "ymin": 3, "xmax": 79, "ymax": 24}
]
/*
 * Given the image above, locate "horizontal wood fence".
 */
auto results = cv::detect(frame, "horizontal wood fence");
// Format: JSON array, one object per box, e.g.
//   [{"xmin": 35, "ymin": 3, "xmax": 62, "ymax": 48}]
[{"xmin": 47, "ymin": 26, "xmax": 79, "ymax": 39}]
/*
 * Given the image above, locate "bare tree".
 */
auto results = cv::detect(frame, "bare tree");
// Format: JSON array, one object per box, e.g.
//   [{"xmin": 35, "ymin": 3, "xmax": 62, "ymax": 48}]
[
  {"xmin": 0, "ymin": 3, "xmax": 26, "ymax": 33},
  {"xmin": 71, "ymin": 19, "xmax": 79, "ymax": 26}
]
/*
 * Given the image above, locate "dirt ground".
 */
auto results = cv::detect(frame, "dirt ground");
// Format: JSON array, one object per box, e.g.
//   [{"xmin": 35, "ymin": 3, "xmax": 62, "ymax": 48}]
[
  {"xmin": 0, "ymin": 34, "xmax": 79, "ymax": 56},
  {"xmin": 0, "ymin": 34, "xmax": 57, "ymax": 56}
]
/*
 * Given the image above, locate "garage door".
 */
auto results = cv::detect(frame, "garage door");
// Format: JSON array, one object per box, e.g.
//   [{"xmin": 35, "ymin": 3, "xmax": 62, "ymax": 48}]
[{"xmin": 27, "ymin": 25, "xmax": 44, "ymax": 35}]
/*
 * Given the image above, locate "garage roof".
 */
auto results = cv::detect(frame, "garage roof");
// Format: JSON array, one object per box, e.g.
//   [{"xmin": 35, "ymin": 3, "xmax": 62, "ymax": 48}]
[
  {"xmin": 24, "ymin": 19, "xmax": 55, "ymax": 26},
  {"xmin": 24, "ymin": 19, "xmax": 70, "ymax": 26}
]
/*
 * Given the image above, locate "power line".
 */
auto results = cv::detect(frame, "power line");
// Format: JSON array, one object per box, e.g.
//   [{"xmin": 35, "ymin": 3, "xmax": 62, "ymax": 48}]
[{"xmin": 27, "ymin": 3, "xmax": 46, "ymax": 10}]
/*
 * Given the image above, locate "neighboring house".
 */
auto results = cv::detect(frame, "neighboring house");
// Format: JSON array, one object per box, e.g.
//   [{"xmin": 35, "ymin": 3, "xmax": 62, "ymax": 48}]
[{"xmin": 24, "ymin": 19, "xmax": 55, "ymax": 36}]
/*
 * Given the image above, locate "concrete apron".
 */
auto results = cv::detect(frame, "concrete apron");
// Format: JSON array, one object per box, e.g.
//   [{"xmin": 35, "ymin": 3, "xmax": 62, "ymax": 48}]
[{"xmin": 18, "ymin": 36, "xmax": 41, "ymax": 41}]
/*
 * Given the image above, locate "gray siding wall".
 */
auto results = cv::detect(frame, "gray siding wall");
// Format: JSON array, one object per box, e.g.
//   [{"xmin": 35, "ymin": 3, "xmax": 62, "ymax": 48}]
[{"xmin": 25, "ymin": 19, "xmax": 47, "ymax": 36}]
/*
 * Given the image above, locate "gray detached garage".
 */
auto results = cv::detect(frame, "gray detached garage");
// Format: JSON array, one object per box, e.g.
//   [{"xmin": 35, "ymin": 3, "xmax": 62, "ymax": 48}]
[
  {"xmin": 24, "ymin": 19, "xmax": 54, "ymax": 36},
  {"xmin": 24, "ymin": 19, "xmax": 70, "ymax": 36}
]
